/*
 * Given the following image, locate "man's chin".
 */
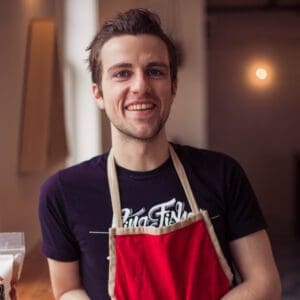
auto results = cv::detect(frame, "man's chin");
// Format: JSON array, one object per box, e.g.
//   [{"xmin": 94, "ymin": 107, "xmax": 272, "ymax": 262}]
[{"xmin": 119, "ymin": 126, "xmax": 163, "ymax": 142}]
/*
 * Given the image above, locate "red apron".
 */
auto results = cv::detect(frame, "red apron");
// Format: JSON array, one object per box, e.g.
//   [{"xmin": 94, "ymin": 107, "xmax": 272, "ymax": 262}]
[{"xmin": 107, "ymin": 145, "xmax": 233, "ymax": 299}]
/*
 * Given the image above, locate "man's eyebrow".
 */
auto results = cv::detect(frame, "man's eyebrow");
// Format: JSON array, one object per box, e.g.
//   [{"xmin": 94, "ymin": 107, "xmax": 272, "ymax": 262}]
[
  {"xmin": 107, "ymin": 63, "xmax": 132, "ymax": 73},
  {"xmin": 147, "ymin": 62, "xmax": 169, "ymax": 69},
  {"xmin": 107, "ymin": 61, "xmax": 169, "ymax": 73}
]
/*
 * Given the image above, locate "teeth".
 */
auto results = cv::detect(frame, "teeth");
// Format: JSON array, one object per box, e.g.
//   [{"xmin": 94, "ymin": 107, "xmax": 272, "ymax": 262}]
[{"xmin": 127, "ymin": 103, "xmax": 154, "ymax": 111}]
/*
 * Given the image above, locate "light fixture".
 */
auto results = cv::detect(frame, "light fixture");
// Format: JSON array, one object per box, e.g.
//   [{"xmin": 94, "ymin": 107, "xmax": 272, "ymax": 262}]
[
  {"xmin": 246, "ymin": 59, "xmax": 274, "ymax": 89},
  {"xmin": 255, "ymin": 68, "xmax": 268, "ymax": 80}
]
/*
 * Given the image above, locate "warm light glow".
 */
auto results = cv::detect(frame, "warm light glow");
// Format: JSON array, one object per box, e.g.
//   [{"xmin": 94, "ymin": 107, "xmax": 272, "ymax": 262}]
[
  {"xmin": 256, "ymin": 68, "xmax": 268, "ymax": 80},
  {"xmin": 246, "ymin": 59, "xmax": 275, "ymax": 89}
]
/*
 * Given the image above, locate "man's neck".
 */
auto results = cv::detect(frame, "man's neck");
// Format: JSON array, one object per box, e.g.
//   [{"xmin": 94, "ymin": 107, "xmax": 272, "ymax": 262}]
[{"xmin": 111, "ymin": 130, "xmax": 170, "ymax": 172}]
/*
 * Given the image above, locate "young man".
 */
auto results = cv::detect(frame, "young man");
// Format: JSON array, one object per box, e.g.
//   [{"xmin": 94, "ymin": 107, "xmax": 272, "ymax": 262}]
[{"xmin": 39, "ymin": 8, "xmax": 281, "ymax": 300}]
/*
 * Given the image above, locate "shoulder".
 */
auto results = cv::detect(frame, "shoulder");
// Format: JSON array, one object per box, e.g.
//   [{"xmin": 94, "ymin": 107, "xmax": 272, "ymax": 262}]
[
  {"xmin": 172, "ymin": 143, "xmax": 251, "ymax": 199},
  {"xmin": 172, "ymin": 143, "xmax": 241, "ymax": 173},
  {"xmin": 40, "ymin": 153, "xmax": 108, "ymax": 196}
]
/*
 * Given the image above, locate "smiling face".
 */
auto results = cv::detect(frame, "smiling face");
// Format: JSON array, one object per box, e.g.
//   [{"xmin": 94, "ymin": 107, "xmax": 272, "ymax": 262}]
[{"xmin": 93, "ymin": 34, "xmax": 176, "ymax": 143}]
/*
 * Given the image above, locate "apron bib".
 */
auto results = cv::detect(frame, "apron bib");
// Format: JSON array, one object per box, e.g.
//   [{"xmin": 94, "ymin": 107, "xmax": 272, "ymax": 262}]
[{"xmin": 107, "ymin": 144, "xmax": 233, "ymax": 299}]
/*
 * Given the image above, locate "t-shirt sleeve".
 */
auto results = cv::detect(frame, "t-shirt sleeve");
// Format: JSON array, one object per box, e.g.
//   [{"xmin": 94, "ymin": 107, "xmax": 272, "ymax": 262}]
[
  {"xmin": 224, "ymin": 158, "xmax": 267, "ymax": 241},
  {"xmin": 39, "ymin": 172, "xmax": 80, "ymax": 261}
]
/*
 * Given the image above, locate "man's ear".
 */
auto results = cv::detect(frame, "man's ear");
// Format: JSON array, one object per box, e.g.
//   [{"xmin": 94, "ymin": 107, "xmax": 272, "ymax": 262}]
[{"xmin": 92, "ymin": 83, "xmax": 105, "ymax": 110}]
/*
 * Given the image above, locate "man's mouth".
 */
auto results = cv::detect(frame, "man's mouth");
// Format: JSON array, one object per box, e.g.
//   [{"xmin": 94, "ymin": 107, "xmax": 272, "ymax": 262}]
[{"xmin": 126, "ymin": 103, "xmax": 155, "ymax": 111}]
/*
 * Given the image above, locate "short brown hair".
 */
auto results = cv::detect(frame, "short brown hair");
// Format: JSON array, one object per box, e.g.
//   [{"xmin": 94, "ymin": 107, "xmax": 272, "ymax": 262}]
[{"xmin": 87, "ymin": 8, "xmax": 179, "ymax": 88}]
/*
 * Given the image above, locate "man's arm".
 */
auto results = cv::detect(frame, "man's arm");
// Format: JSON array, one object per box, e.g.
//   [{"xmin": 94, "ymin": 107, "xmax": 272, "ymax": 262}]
[
  {"xmin": 47, "ymin": 259, "xmax": 90, "ymax": 300},
  {"xmin": 222, "ymin": 229, "xmax": 281, "ymax": 300}
]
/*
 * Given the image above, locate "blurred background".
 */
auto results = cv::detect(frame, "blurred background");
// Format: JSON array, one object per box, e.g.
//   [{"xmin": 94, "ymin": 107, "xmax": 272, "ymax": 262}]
[{"xmin": 0, "ymin": 0, "xmax": 299, "ymax": 298}]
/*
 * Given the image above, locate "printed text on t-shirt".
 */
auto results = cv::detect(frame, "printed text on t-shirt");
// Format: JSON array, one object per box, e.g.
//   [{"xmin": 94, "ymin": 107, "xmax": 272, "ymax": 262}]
[{"xmin": 122, "ymin": 198, "xmax": 192, "ymax": 227}]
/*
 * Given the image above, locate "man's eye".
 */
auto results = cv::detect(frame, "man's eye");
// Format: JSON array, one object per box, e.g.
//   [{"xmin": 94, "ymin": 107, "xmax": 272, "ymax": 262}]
[
  {"xmin": 114, "ymin": 70, "xmax": 130, "ymax": 78},
  {"xmin": 147, "ymin": 68, "xmax": 163, "ymax": 77}
]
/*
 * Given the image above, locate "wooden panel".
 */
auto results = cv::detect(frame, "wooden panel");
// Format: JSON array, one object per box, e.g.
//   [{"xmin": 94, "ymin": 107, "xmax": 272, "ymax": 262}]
[
  {"xmin": 19, "ymin": 19, "xmax": 55, "ymax": 173},
  {"xmin": 47, "ymin": 41, "xmax": 68, "ymax": 167}
]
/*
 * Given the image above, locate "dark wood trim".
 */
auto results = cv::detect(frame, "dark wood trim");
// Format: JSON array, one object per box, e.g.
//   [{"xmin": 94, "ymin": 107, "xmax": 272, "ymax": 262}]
[{"xmin": 207, "ymin": 4, "xmax": 300, "ymax": 14}]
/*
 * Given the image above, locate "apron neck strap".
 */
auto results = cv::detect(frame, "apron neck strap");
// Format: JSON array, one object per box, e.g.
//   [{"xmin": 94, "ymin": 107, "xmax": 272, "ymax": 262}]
[
  {"xmin": 168, "ymin": 145, "xmax": 200, "ymax": 215},
  {"xmin": 107, "ymin": 144, "xmax": 200, "ymax": 228}
]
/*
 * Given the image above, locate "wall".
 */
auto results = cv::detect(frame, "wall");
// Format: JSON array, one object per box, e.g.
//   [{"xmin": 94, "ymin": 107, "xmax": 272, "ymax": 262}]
[
  {"xmin": 208, "ymin": 11, "xmax": 300, "ymax": 238},
  {"xmin": 0, "ymin": 0, "xmax": 63, "ymax": 252},
  {"xmin": 99, "ymin": 0, "xmax": 207, "ymax": 151}
]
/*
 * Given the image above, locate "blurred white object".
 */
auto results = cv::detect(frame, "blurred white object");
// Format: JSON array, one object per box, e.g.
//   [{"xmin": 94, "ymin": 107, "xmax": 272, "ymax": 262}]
[
  {"xmin": 0, "ymin": 233, "xmax": 25, "ymax": 300},
  {"xmin": 0, "ymin": 254, "xmax": 13, "ymax": 300}
]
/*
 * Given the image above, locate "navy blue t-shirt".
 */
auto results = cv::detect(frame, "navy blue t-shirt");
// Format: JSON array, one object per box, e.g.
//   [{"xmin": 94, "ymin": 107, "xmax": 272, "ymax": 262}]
[{"xmin": 39, "ymin": 144, "xmax": 266, "ymax": 300}]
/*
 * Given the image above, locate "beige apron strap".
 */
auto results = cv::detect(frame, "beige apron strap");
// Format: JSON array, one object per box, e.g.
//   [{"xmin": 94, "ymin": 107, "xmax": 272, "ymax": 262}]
[
  {"xmin": 107, "ymin": 150, "xmax": 123, "ymax": 228},
  {"xmin": 168, "ymin": 144, "xmax": 200, "ymax": 214}
]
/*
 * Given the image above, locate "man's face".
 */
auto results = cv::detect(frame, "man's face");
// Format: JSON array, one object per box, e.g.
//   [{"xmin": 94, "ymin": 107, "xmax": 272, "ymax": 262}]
[{"xmin": 93, "ymin": 34, "xmax": 176, "ymax": 142}]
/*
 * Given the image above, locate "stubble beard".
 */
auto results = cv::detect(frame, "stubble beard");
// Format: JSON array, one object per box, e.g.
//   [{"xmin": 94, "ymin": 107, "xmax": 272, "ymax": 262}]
[{"xmin": 113, "ymin": 115, "xmax": 169, "ymax": 143}]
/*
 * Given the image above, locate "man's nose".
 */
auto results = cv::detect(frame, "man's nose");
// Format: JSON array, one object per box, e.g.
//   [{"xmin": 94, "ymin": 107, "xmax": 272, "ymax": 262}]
[{"xmin": 131, "ymin": 72, "xmax": 149, "ymax": 94}]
